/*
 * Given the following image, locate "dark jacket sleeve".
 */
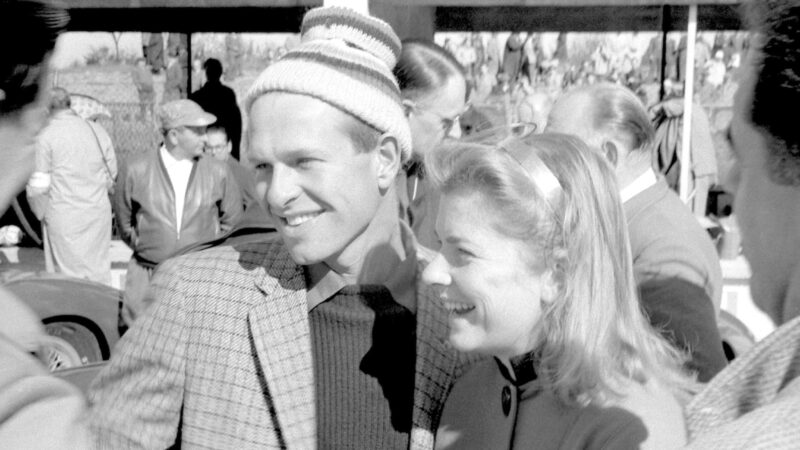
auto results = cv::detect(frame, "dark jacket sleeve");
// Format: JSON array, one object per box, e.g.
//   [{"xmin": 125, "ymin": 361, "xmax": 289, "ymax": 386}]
[
  {"xmin": 638, "ymin": 277, "xmax": 728, "ymax": 382},
  {"xmin": 218, "ymin": 162, "xmax": 243, "ymax": 233},
  {"xmin": 114, "ymin": 162, "xmax": 137, "ymax": 249}
]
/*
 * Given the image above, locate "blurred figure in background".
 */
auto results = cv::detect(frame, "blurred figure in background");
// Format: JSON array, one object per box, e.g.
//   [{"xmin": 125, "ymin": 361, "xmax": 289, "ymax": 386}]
[
  {"xmin": 28, "ymin": 87, "xmax": 117, "ymax": 286},
  {"xmin": 162, "ymin": 52, "xmax": 184, "ymax": 103},
  {"xmin": 0, "ymin": 1, "xmax": 91, "ymax": 447},
  {"xmin": 651, "ymin": 79, "xmax": 718, "ymax": 217},
  {"xmin": 141, "ymin": 31, "xmax": 164, "ymax": 74},
  {"xmin": 394, "ymin": 39, "xmax": 468, "ymax": 249},
  {"xmin": 205, "ymin": 124, "xmax": 265, "ymax": 220},
  {"xmin": 224, "ymin": 33, "xmax": 243, "ymax": 81},
  {"xmin": 132, "ymin": 57, "xmax": 154, "ymax": 120},
  {"xmin": 191, "ymin": 58, "xmax": 243, "ymax": 161}
]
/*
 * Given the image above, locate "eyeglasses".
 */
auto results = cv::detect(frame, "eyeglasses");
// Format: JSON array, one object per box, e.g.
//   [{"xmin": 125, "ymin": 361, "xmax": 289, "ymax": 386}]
[
  {"xmin": 408, "ymin": 101, "xmax": 467, "ymax": 136},
  {"xmin": 205, "ymin": 143, "xmax": 228, "ymax": 153}
]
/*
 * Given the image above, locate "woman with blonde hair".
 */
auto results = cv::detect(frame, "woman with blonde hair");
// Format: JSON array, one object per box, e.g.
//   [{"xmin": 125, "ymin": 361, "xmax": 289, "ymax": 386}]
[{"xmin": 424, "ymin": 132, "xmax": 696, "ymax": 449}]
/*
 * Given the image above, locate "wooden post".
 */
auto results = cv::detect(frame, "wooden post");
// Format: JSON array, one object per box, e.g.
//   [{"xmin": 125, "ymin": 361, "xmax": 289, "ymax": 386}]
[{"xmin": 370, "ymin": 0, "xmax": 435, "ymax": 40}]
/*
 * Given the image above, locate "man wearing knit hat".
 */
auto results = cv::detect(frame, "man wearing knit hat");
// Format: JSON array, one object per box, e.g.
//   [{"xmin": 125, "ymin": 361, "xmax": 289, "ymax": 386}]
[
  {"xmin": 89, "ymin": 7, "xmax": 469, "ymax": 449},
  {"xmin": 112, "ymin": 98, "xmax": 242, "ymax": 326}
]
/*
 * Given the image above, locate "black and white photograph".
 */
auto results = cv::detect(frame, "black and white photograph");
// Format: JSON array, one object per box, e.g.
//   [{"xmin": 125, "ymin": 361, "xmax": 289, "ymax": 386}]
[{"xmin": 1, "ymin": 0, "xmax": 797, "ymax": 448}]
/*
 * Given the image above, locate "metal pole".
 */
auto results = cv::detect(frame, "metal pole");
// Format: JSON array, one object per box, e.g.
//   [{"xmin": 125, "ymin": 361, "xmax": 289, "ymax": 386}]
[
  {"xmin": 659, "ymin": 5, "xmax": 669, "ymax": 101},
  {"xmin": 679, "ymin": 4, "xmax": 697, "ymax": 203}
]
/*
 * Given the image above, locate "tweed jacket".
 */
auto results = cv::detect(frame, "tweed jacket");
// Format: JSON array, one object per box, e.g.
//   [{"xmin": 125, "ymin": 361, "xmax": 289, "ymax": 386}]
[
  {"xmin": 88, "ymin": 233, "xmax": 469, "ymax": 449},
  {"xmin": 684, "ymin": 315, "xmax": 800, "ymax": 449}
]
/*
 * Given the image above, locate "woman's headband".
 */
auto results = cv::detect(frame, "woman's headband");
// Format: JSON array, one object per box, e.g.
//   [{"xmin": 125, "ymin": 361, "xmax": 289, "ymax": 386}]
[{"xmin": 497, "ymin": 137, "xmax": 564, "ymax": 214}]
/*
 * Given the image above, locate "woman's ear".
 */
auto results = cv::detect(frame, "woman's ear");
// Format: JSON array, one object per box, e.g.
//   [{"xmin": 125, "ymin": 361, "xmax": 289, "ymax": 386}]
[
  {"xmin": 540, "ymin": 270, "xmax": 559, "ymax": 305},
  {"xmin": 376, "ymin": 133, "xmax": 402, "ymax": 191}
]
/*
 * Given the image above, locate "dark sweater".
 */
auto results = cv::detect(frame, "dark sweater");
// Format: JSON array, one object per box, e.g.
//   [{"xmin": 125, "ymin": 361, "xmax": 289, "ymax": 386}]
[{"xmin": 309, "ymin": 284, "xmax": 416, "ymax": 449}]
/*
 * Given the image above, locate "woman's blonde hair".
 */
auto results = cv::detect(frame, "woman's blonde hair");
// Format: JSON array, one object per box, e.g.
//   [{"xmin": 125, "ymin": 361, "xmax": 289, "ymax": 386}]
[{"xmin": 426, "ymin": 132, "xmax": 696, "ymax": 406}]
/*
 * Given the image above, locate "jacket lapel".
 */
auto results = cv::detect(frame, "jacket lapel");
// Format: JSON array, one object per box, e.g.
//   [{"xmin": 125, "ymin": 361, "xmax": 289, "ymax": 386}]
[
  {"xmin": 410, "ymin": 260, "xmax": 459, "ymax": 450},
  {"xmin": 244, "ymin": 236, "xmax": 458, "ymax": 450},
  {"xmin": 250, "ymin": 243, "xmax": 316, "ymax": 449}
]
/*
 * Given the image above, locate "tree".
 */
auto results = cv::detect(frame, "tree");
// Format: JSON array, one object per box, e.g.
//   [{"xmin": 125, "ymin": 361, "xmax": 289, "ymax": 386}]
[{"xmin": 111, "ymin": 32, "xmax": 123, "ymax": 61}]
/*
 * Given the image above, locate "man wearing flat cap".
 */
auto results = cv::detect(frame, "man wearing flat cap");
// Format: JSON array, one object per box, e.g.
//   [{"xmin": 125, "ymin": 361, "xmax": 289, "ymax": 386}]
[
  {"xmin": 89, "ymin": 6, "xmax": 471, "ymax": 449},
  {"xmin": 113, "ymin": 98, "xmax": 242, "ymax": 326}
]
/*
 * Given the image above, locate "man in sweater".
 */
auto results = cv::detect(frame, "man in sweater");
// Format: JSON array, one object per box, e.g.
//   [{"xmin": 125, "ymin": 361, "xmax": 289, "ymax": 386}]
[
  {"xmin": 684, "ymin": 1, "xmax": 800, "ymax": 446},
  {"xmin": 546, "ymin": 83, "xmax": 727, "ymax": 382},
  {"xmin": 88, "ymin": 6, "xmax": 470, "ymax": 448}
]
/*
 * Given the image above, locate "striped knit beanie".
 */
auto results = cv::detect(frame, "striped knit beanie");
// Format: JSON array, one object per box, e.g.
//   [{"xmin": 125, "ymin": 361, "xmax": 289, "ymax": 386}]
[{"xmin": 245, "ymin": 6, "xmax": 412, "ymax": 161}]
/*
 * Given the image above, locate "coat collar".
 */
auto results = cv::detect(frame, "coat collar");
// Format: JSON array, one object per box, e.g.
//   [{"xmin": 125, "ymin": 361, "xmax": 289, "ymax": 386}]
[
  {"xmin": 249, "ymin": 240, "xmax": 459, "ymax": 449},
  {"xmin": 250, "ymin": 241, "xmax": 316, "ymax": 448}
]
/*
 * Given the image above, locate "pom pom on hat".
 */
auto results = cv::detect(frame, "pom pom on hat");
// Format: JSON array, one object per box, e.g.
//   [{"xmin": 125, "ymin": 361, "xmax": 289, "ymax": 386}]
[{"xmin": 246, "ymin": 6, "xmax": 412, "ymax": 161}]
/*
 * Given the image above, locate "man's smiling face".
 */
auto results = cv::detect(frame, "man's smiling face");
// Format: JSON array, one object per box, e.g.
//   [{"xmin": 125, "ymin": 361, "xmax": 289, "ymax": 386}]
[{"xmin": 248, "ymin": 93, "xmax": 385, "ymax": 268}]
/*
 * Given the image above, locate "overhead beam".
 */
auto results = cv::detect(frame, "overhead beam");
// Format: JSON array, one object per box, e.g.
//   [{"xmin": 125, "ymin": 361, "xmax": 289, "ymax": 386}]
[
  {"xmin": 62, "ymin": 0, "xmax": 738, "ymax": 6},
  {"xmin": 63, "ymin": 2, "xmax": 742, "ymax": 33},
  {"xmin": 395, "ymin": 0, "xmax": 738, "ymax": 5},
  {"xmin": 436, "ymin": 4, "xmax": 742, "ymax": 32},
  {"xmin": 67, "ymin": 7, "xmax": 309, "ymax": 32},
  {"xmin": 62, "ymin": 0, "xmax": 319, "ymax": 7}
]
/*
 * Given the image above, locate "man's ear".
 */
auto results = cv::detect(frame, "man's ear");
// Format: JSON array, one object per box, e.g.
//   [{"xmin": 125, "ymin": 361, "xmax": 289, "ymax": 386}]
[
  {"xmin": 165, "ymin": 129, "xmax": 179, "ymax": 146},
  {"xmin": 401, "ymin": 99, "xmax": 415, "ymax": 118},
  {"xmin": 602, "ymin": 139, "xmax": 619, "ymax": 167},
  {"xmin": 375, "ymin": 133, "xmax": 402, "ymax": 191}
]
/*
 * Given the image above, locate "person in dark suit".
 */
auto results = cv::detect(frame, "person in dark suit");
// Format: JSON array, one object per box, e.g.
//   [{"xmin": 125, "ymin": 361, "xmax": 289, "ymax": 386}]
[
  {"xmin": 204, "ymin": 123, "xmax": 268, "ymax": 223},
  {"xmin": 190, "ymin": 58, "xmax": 243, "ymax": 160}
]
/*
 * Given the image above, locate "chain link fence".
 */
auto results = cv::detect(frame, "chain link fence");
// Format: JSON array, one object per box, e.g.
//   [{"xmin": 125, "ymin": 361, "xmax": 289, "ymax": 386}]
[{"xmin": 95, "ymin": 102, "xmax": 161, "ymax": 172}]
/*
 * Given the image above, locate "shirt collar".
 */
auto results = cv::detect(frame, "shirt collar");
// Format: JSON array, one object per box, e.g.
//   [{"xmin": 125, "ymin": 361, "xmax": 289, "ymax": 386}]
[
  {"xmin": 496, "ymin": 352, "xmax": 539, "ymax": 387},
  {"xmin": 620, "ymin": 168, "xmax": 657, "ymax": 203},
  {"xmin": 305, "ymin": 221, "xmax": 418, "ymax": 313},
  {"xmin": 160, "ymin": 144, "xmax": 193, "ymax": 169}
]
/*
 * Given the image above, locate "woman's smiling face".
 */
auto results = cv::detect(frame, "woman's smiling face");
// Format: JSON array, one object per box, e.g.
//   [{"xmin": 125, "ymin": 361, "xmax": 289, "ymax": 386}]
[{"xmin": 422, "ymin": 190, "xmax": 553, "ymax": 359}]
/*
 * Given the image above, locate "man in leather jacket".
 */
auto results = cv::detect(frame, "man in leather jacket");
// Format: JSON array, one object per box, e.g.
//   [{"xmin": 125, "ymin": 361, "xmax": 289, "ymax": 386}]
[{"xmin": 115, "ymin": 99, "xmax": 242, "ymax": 326}]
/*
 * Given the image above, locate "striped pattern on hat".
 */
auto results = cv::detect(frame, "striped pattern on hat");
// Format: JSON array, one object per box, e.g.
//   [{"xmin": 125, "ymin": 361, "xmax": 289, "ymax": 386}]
[
  {"xmin": 301, "ymin": 6, "xmax": 401, "ymax": 69},
  {"xmin": 245, "ymin": 6, "xmax": 412, "ymax": 161}
]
